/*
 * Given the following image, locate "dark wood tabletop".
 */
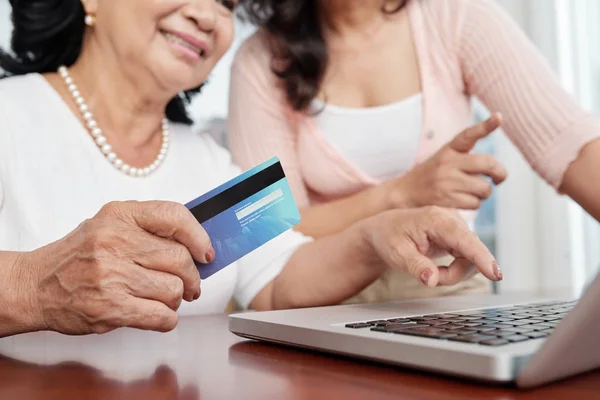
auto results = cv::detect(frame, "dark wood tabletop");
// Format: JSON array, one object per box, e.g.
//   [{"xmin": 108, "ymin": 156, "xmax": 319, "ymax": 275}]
[{"xmin": 0, "ymin": 314, "xmax": 598, "ymax": 400}]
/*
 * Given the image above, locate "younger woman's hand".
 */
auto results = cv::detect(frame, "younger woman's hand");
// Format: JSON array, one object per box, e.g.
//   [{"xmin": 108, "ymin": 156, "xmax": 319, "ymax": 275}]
[{"xmin": 386, "ymin": 113, "xmax": 508, "ymax": 211}]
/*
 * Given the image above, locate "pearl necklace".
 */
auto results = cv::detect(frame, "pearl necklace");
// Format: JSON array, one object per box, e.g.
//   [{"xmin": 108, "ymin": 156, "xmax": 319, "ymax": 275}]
[{"xmin": 58, "ymin": 65, "xmax": 170, "ymax": 178}]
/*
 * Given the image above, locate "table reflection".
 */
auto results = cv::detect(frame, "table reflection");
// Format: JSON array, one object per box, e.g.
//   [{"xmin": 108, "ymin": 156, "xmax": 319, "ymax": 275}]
[{"xmin": 0, "ymin": 356, "xmax": 199, "ymax": 400}]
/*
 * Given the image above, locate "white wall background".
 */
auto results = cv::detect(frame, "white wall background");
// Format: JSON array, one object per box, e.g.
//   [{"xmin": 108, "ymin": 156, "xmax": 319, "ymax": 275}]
[{"xmin": 0, "ymin": 2, "xmax": 9, "ymax": 49}]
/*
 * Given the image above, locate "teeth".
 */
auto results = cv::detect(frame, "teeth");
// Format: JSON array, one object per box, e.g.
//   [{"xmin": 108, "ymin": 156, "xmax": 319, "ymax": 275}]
[{"xmin": 164, "ymin": 32, "xmax": 203, "ymax": 56}]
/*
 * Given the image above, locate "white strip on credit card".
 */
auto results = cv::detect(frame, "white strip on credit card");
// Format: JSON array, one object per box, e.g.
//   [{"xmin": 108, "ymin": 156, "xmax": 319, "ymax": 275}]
[{"xmin": 235, "ymin": 188, "xmax": 284, "ymax": 220}]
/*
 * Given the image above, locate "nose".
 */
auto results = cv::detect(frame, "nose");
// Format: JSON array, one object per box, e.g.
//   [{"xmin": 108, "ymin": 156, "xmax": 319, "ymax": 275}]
[{"xmin": 181, "ymin": 0, "xmax": 218, "ymax": 33}]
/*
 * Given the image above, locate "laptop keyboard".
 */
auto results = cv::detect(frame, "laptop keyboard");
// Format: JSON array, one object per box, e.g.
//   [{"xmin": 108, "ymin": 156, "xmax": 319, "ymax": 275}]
[{"xmin": 344, "ymin": 300, "xmax": 577, "ymax": 346}]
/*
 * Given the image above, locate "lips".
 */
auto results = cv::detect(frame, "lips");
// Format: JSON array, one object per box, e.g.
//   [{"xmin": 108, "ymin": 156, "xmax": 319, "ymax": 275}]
[{"xmin": 161, "ymin": 30, "xmax": 209, "ymax": 58}]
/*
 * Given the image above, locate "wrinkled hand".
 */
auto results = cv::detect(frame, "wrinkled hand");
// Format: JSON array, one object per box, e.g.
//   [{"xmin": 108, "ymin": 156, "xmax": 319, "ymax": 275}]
[
  {"xmin": 362, "ymin": 206, "xmax": 503, "ymax": 287},
  {"xmin": 388, "ymin": 113, "xmax": 508, "ymax": 210},
  {"xmin": 21, "ymin": 201, "xmax": 213, "ymax": 335}
]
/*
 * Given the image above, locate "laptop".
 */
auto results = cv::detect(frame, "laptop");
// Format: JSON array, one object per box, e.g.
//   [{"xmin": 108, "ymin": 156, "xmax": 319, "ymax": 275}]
[{"xmin": 229, "ymin": 271, "xmax": 600, "ymax": 388}]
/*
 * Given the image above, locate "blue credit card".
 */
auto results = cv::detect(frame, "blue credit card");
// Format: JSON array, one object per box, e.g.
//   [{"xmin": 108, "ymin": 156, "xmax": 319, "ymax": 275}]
[{"xmin": 185, "ymin": 157, "xmax": 301, "ymax": 279}]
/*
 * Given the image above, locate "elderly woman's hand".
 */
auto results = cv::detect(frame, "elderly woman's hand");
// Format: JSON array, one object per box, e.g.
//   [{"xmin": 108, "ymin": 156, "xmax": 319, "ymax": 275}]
[
  {"xmin": 19, "ymin": 201, "xmax": 212, "ymax": 335},
  {"xmin": 361, "ymin": 206, "xmax": 502, "ymax": 287}
]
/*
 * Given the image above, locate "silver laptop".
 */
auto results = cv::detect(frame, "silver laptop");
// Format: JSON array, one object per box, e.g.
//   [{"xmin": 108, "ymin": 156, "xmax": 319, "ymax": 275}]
[{"xmin": 229, "ymin": 272, "xmax": 600, "ymax": 388}]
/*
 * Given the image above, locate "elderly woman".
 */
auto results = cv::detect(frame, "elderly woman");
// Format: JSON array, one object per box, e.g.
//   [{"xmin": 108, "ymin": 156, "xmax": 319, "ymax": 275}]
[{"xmin": 0, "ymin": 0, "xmax": 500, "ymax": 338}]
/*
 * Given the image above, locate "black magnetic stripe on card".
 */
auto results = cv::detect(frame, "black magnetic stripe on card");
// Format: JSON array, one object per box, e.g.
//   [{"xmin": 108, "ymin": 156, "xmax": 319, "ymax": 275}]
[{"xmin": 189, "ymin": 162, "xmax": 286, "ymax": 223}]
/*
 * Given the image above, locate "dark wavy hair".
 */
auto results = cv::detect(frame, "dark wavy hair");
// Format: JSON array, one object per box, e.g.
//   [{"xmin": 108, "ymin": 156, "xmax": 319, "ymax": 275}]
[
  {"xmin": 239, "ymin": 0, "xmax": 410, "ymax": 112},
  {"xmin": 0, "ymin": 0, "xmax": 200, "ymax": 125}
]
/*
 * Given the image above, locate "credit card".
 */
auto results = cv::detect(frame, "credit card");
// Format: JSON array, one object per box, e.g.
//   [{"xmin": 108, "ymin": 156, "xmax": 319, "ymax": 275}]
[{"xmin": 185, "ymin": 157, "xmax": 301, "ymax": 279}]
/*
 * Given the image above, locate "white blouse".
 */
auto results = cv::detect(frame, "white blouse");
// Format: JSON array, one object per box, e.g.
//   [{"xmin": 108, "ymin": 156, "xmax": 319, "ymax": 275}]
[
  {"xmin": 314, "ymin": 93, "xmax": 423, "ymax": 181},
  {"xmin": 0, "ymin": 73, "xmax": 311, "ymax": 315}
]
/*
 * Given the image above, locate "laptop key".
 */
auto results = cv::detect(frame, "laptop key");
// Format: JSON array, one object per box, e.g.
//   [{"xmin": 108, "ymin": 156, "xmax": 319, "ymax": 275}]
[
  {"xmin": 529, "ymin": 324, "xmax": 554, "ymax": 331},
  {"xmin": 461, "ymin": 323, "xmax": 485, "ymax": 327},
  {"xmin": 499, "ymin": 327, "xmax": 535, "ymax": 334},
  {"xmin": 409, "ymin": 317, "xmax": 440, "ymax": 322},
  {"xmin": 506, "ymin": 335, "xmax": 529, "ymax": 343},
  {"xmin": 485, "ymin": 317, "xmax": 515, "ymax": 323},
  {"xmin": 495, "ymin": 313, "xmax": 518, "ymax": 318},
  {"xmin": 508, "ymin": 320, "xmax": 534, "ymax": 326},
  {"xmin": 370, "ymin": 323, "xmax": 430, "ymax": 332},
  {"xmin": 484, "ymin": 323, "xmax": 514, "ymax": 329},
  {"xmin": 508, "ymin": 315, "xmax": 531, "ymax": 320},
  {"xmin": 522, "ymin": 312, "xmax": 546, "ymax": 317},
  {"xmin": 449, "ymin": 328, "xmax": 483, "ymax": 335},
  {"xmin": 513, "ymin": 314, "xmax": 537, "ymax": 319},
  {"xmin": 467, "ymin": 319, "xmax": 490, "ymax": 324},
  {"xmin": 442, "ymin": 324, "xmax": 467, "ymax": 330},
  {"xmin": 393, "ymin": 328, "xmax": 457, "ymax": 339},
  {"xmin": 427, "ymin": 321, "xmax": 451, "ymax": 326},
  {"xmin": 480, "ymin": 339, "xmax": 510, "ymax": 346},
  {"xmin": 371, "ymin": 327, "xmax": 393, "ymax": 333},
  {"xmin": 533, "ymin": 322, "xmax": 557, "ymax": 328},
  {"xmin": 516, "ymin": 318, "xmax": 545, "ymax": 324},
  {"xmin": 442, "ymin": 318, "xmax": 468, "ymax": 322},
  {"xmin": 448, "ymin": 334, "xmax": 498, "ymax": 343},
  {"xmin": 366, "ymin": 320, "xmax": 391, "ymax": 326},
  {"xmin": 345, "ymin": 323, "xmax": 371, "ymax": 329},
  {"xmin": 386, "ymin": 318, "xmax": 409, "ymax": 323},
  {"xmin": 525, "ymin": 331, "xmax": 548, "ymax": 339},
  {"xmin": 399, "ymin": 324, "xmax": 434, "ymax": 330},
  {"xmin": 464, "ymin": 326, "xmax": 496, "ymax": 333},
  {"xmin": 456, "ymin": 311, "xmax": 486, "ymax": 316},
  {"xmin": 485, "ymin": 330, "xmax": 520, "ymax": 338}
]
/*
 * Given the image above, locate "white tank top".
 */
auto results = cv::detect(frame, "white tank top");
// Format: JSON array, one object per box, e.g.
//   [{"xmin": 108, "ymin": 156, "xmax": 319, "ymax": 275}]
[{"xmin": 313, "ymin": 93, "xmax": 422, "ymax": 180}]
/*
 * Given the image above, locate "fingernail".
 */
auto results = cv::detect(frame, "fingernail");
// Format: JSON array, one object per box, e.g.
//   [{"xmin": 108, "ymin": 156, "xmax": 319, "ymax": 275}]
[
  {"xmin": 493, "ymin": 261, "xmax": 503, "ymax": 281},
  {"xmin": 420, "ymin": 269, "xmax": 432, "ymax": 286},
  {"xmin": 205, "ymin": 247, "xmax": 215, "ymax": 263}
]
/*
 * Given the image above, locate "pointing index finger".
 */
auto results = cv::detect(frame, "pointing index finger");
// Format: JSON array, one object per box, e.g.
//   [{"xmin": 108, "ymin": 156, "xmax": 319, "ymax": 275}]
[
  {"xmin": 428, "ymin": 217, "xmax": 502, "ymax": 282},
  {"xmin": 449, "ymin": 112, "xmax": 503, "ymax": 153}
]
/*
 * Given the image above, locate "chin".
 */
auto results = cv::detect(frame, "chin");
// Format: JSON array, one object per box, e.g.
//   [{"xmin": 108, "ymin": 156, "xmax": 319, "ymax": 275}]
[{"xmin": 154, "ymin": 62, "xmax": 207, "ymax": 95}]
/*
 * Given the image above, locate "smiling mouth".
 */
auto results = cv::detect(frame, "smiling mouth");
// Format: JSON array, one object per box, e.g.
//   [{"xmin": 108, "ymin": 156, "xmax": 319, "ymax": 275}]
[{"xmin": 161, "ymin": 31, "xmax": 206, "ymax": 58}]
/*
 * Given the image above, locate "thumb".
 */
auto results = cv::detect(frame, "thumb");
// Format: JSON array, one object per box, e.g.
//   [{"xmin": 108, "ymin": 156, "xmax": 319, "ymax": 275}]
[{"xmin": 403, "ymin": 250, "xmax": 441, "ymax": 288}]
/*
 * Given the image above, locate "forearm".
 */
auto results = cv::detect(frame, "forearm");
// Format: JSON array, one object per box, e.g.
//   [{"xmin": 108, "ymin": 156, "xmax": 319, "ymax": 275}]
[
  {"xmin": 0, "ymin": 251, "xmax": 43, "ymax": 337},
  {"xmin": 268, "ymin": 223, "xmax": 385, "ymax": 310},
  {"xmin": 295, "ymin": 180, "xmax": 408, "ymax": 238},
  {"xmin": 560, "ymin": 138, "xmax": 600, "ymax": 222}
]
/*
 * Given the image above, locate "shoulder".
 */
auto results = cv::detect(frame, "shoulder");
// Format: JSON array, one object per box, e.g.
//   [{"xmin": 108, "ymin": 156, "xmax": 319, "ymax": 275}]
[
  {"xmin": 0, "ymin": 75, "xmax": 46, "ymax": 186},
  {"xmin": 0, "ymin": 74, "xmax": 49, "ymax": 141},
  {"xmin": 417, "ymin": 0, "xmax": 509, "ymax": 36},
  {"xmin": 228, "ymin": 29, "xmax": 289, "ymax": 108},
  {"xmin": 0, "ymin": 74, "xmax": 58, "ymax": 127},
  {"xmin": 230, "ymin": 29, "xmax": 274, "ymax": 77},
  {"xmin": 0, "ymin": 73, "xmax": 47, "ymax": 105}
]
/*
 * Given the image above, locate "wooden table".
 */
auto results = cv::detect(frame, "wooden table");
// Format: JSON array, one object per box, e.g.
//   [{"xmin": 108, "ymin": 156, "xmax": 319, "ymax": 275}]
[{"xmin": 0, "ymin": 314, "xmax": 598, "ymax": 399}]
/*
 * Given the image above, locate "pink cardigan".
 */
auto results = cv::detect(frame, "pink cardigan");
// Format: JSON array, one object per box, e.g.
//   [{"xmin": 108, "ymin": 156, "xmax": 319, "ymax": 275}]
[{"xmin": 227, "ymin": 0, "xmax": 600, "ymax": 211}]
